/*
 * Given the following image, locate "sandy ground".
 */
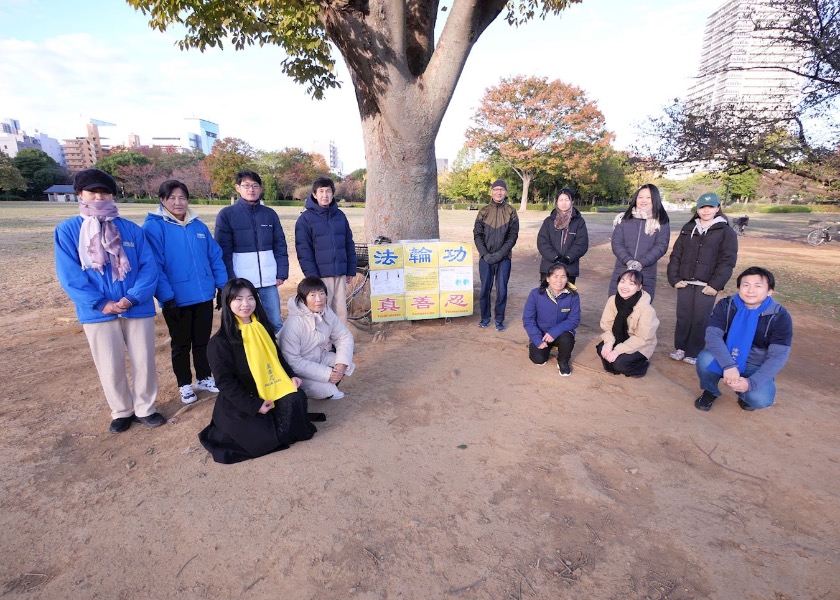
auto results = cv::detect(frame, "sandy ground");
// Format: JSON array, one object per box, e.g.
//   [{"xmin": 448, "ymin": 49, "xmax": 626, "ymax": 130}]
[{"xmin": 1, "ymin": 204, "xmax": 839, "ymax": 599}]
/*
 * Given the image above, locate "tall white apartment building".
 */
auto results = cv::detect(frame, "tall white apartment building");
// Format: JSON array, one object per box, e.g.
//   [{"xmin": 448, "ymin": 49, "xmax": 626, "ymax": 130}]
[{"xmin": 686, "ymin": 0, "xmax": 804, "ymax": 113}]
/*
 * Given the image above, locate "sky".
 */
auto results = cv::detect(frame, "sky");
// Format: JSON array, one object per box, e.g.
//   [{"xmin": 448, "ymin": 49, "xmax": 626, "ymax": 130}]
[{"xmin": 0, "ymin": 0, "xmax": 723, "ymax": 173}]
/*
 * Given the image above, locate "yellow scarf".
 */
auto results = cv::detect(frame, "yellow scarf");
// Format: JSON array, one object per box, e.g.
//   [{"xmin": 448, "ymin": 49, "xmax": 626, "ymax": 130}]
[{"xmin": 238, "ymin": 315, "xmax": 296, "ymax": 408}]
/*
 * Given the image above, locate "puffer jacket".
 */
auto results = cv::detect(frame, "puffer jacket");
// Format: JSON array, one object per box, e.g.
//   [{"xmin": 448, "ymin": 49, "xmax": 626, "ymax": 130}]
[
  {"xmin": 667, "ymin": 216, "xmax": 738, "ymax": 290},
  {"xmin": 608, "ymin": 214, "xmax": 670, "ymax": 298},
  {"xmin": 54, "ymin": 216, "xmax": 158, "ymax": 324},
  {"xmin": 522, "ymin": 285, "xmax": 581, "ymax": 347},
  {"xmin": 537, "ymin": 208, "xmax": 589, "ymax": 277},
  {"xmin": 278, "ymin": 296, "xmax": 355, "ymax": 383},
  {"xmin": 142, "ymin": 206, "xmax": 228, "ymax": 307},
  {"xmin": 599, "ymin": 290, "xmax": 660, "ymax": 358},
  {"xmin": 214, "ymin": 198, "xmax": 289, "ymax": 287},
  {"xmin": 295, "ymin": 196, "xmax": 357, "ymax": 278},
  {"xmin": 473, "ymin": 199, "xmax": 519, "ymax": 264}
]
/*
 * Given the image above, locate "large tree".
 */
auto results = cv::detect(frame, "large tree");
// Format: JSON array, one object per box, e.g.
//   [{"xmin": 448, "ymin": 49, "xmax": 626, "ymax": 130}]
[
  {"xmin": 127, "ymin": 0, "xmax": 578, "ymax": 241},
  {"xmin": 202, "ymin": 137, "xmax": 257, "ymax": 197},
  {"xmin": 12, "ymin": 149, "xmax": 69, "ymax": 199},
  {"xmin": 466, "ymin": 75, "xmax": 612, "ymax": 211},
  {"xmin": 0, "ymin": 151, "xmax": 27, "ymax": 194}
]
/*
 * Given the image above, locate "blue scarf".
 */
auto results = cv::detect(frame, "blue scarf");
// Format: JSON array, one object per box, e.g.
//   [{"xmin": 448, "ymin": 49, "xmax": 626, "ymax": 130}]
[{"xmin": 708, "ymin": 296, "xmax": 773, "ymax": 375}]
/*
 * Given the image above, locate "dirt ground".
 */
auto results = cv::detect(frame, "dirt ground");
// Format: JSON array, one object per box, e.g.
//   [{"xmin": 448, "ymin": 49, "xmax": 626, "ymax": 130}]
[{"xmin": 1, "ymin": 204, "xmax": 839, "ymax": 599}]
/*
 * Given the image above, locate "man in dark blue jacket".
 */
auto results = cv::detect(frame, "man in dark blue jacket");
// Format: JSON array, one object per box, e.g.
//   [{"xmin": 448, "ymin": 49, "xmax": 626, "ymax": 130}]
[
  {"xmin": 215, "ymin": 170, "xmax": 289, "ymax": 335},
  {"xmin": 295, "ymin": 177, "xmax": 357, "ymax": 322},
  {"xmin": 694, "ymin": 266, "xmax": 793, "ymax": 412}
]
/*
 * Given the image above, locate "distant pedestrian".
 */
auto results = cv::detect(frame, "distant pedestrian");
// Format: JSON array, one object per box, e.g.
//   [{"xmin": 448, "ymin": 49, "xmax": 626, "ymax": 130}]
[
  {"xmin": 143, "ymin": 179, "xmax": 228, "ymax": 404},
  {"xmin": 214, "ymin": 170, "xmax": 289, "ymax": 336},
  {"xmin": 54, "ymin": 168, "xmax": 164, "ymax": 433},
  {"xmin": 537, "ymin": 187, "xmax": 589, "ymax": 284},
  {"xmin": 473, "ymin": 179, "xmax": 519, "ymax": 331},
  {"xmin": 608, "ymin": 184, "xmax": 670, "ymax": 301},
  {"xmin": 295, "ymin": 177, "xmax": 357, "ymax": 323},
  {"xmin": 667, "ymin": 192, "xmax": 738, "ymax": 365}
]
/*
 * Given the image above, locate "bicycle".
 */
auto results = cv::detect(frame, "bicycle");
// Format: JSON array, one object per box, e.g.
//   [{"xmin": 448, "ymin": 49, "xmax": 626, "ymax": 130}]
[
  {"xmin": 806, "ymin": 220, "xmax": 840, "ymax": 246},
  {"xmin": 346, "ymin": 236, "xmax": 391, "ymax": 326}
]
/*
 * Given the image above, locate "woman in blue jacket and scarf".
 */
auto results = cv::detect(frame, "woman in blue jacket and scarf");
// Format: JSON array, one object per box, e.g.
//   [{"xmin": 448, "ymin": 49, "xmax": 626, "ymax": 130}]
[
  {"xmin": 143, "ymin": 180, "xmax": 229, "ymax": 404},
  {"xmin": 522, "ymin": 263, "xmax": 581, "ymax": 376}
]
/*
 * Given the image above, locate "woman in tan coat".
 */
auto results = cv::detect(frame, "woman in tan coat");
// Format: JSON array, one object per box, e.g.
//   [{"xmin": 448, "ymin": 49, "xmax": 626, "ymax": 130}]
[{"xmin": 596, "ymin": 270, "xmax": 659, "ymax": 377}]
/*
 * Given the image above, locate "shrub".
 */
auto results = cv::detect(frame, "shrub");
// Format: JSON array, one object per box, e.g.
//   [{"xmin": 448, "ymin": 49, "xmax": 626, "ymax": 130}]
[{"xmin": 756, "ymin": 205, "xmax": 812, "ymax": 214}]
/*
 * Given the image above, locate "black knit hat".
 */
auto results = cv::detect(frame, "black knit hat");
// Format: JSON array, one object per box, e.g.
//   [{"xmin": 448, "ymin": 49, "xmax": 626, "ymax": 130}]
[
  {"xmin": 491, "ymin": 179, "xmax": 507, "ymax": 190},
  {"xmin": 74, "ymin": 169, "xmax": 117, "ymax": 195}
]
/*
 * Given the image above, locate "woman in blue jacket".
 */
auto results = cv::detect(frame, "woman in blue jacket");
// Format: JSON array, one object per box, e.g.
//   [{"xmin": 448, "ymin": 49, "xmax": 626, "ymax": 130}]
[
  {"xmin": 522, "ymin": 263, "xmax": 581, "ymax": 376},
  {"xmin": 143, "ymin": 180, "xmax": 229, "ymax": 404}
]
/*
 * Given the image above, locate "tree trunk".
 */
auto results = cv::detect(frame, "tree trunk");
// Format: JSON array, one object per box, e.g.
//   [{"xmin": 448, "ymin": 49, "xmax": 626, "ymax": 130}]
[
  {"xmin": 361, "ymin": 115, "xmax": 440, "ymax": 242},
  {"xmin": 519, "ymin": 173, "xmax": 533, "ymax": 212}
]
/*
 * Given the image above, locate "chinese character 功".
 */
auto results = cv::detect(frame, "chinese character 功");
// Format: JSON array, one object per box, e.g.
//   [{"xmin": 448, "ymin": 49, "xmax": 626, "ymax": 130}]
[{"xmin": 442, "ymin": 246, "xmax": 467, "ymax": 263}]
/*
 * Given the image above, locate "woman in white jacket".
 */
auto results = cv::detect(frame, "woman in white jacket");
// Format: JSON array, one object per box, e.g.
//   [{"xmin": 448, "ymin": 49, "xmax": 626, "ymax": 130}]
[{"xmin": 279, "ymin": 277, "xmax": 355, "ymax": 400}]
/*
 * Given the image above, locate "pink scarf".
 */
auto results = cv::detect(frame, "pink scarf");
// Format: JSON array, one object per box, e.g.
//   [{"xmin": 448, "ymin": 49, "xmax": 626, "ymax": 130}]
[{"xmin": 77, "ymin": 200, "xmax": 131, "ymax": 282}]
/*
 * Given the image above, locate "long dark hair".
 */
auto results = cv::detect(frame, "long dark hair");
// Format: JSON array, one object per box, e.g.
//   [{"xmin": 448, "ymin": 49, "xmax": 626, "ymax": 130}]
[
  {"xmin": 622, "ymin": 184, "xmax": 669, "ymax": 224},
  {"xmin": 217, "ymin": 278, "xmax": 272, "ymax": 344},
  {"xmin": 539, "ymin": 263, "xmax": 574, "ymax": 295}
]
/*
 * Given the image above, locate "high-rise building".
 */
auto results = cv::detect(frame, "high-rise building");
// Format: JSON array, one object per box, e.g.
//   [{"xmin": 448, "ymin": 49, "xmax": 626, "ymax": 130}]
[
  {"xmin": 184, "ymin": 118, "xmax": 219, "ymax": 155},
  {"xmin": 311, "ymin": 139, "xmax": 343, "ymax": 176},
  {"xmin": 1, "ymin": 118, "xmax": 41, "ymax": 157},
  {"xmin": 686, "ymin": 0, "xmax": 804, "ymax": 114},
  {"xmin": 63, "ymin": 122, "xmax": 109, "ymax": 172}
]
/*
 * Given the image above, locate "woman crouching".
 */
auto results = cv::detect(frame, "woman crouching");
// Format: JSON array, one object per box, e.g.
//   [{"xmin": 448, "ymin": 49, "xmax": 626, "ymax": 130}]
[
  {"xmin": 279, "ymin": 277, "xmax": 355, "ymax": 401},
  {"xmin": 199, "ymin": 278, "xmax": 317, "ymax": 464},
  {"xmin": 596, "ymin": 270, "xmax": 660, "ymax": 377},
  {"xmin": 522, "ymin": 263, "xmax": 580, "ymax": 376}
]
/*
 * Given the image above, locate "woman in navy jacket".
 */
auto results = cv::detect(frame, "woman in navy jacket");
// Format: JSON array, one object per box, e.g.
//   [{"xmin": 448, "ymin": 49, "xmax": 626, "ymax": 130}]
[
  {"xmin": 522, "ymin": 263, "xmax": 581, "ymax": 376},
  {"xmin": 143, "ymin": 180, "xmax": 229, "ymax": 404},
  {"xmin": 537, "ymin": 188, "xmax": 589, "ymax": 283}
]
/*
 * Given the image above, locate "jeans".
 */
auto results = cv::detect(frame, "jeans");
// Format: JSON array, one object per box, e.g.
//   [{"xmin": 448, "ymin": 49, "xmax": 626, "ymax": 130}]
[
  {"xmin": 696, "ymin": 349, "xmax": 776, "ymax": 409},
  {"xmin": 257, "ymin": 285, "xmax": 283, "ymax": 335},
  {"xmin": 479, "ymin": 257, "xmax": 511, "ymax": 324}
]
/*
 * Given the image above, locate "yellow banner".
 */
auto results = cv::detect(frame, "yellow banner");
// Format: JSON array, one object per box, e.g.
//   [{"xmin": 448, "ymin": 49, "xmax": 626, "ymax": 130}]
[
  {"xmin": 405, "ymin": 267, "xmax": 440, "ymax": 293},
  {"xmin": 440, "ymin": 291, "xmax": 473, "ymax": 317},
  {"xmin": 369, "ymin": 244, "xmax": 404, "ymax": 270},
  {"xmin": 437, "ymin": 242, "xmax": 472, "ymax": 267},
  {"xmin": 371, "ymin": 294, "xmax": 406, "ymax": 322},
  {"xmin": 403, "ymin": 242, "xmax": 439, "ymax": 268},
  {"xmin": 405, "ymin": 292, "xmax": 440, "ymax": 320}
]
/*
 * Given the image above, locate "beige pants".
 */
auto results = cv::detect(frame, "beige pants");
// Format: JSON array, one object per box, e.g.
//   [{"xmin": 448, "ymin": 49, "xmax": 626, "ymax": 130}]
[
  {"xmin": 83, "ymin": 317, "xmax": 158, "ymax": 419},
  {"xmin": 322, "ymin": 276, "xmax": 348, "ymax": 324}
]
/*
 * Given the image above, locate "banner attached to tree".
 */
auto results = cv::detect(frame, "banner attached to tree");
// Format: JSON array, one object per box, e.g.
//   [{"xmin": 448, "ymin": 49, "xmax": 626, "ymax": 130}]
[{"xmin": 369, "ymin": 241, "xmax": 473, "ymax": 322}]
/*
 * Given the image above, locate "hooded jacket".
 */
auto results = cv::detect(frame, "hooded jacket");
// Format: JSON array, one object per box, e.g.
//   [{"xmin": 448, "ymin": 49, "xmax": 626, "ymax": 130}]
[
  {"xmin": 214, "ymin": 198, "xmax": 289, "ymax": 287},
  {"xmin": 704, "ymin": 295, "xmax": 793, "ymax": 391},
  {"xmin": 54, "ymin": 216, "xmax": 158, "ymax": 324},
  {"xmin": 667, "ymin": 216, "xmax": 738, "ymax": 290},
  {"xmin": 473, "ymin": 198, "xmax": 519, "ymax": 264},
  {"xmin": 295, "ymin": 195, "xmax": 357, "ymax": 278},
  {"xmin": 537, "ymin": 207, "xmax": 589, "ymax": 277},
  {"xmin": 142, "ymin": 206, "xmax": 228, "ymax": 307},
  {"xmin": 522, "ymin": 285, "xmax": 581, "ymax": 347},
  {"xmin": 599, "ymin": 290, "xmax": 660, "ymax": 358},
  {"xmin": 278, "ymin": 296, "xmax": 356, "ymax": 384}
]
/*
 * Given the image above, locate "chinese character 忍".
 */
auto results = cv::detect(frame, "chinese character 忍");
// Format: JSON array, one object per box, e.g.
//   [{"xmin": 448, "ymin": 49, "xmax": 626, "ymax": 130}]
[{"xmin": 444, "ymin": 294, "xmax": 468, "ymax": 307}]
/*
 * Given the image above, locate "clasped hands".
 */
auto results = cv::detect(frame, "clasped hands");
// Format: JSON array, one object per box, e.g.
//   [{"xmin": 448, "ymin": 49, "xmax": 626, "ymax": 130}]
[
  {"xmin": 102, "ymin": 297, "xmax": 132, "ymax": 315},
  {"xmin": 600, "ymin": 344, "xmax": 619, "ymax": 363},
  {"xmin": 258, "ymin": 376, "xmax": 303, "ymax": 414},
  {"xmin": 536, "ymin": 332, "xmax": 555, "ymax": 350},
  {"xmin": 722, "ymin": 367, "xmax": 749, "ymax": 393},
  {"xmin": 329, "ymin": 363, "xmax": 347, "ymax": 384}
]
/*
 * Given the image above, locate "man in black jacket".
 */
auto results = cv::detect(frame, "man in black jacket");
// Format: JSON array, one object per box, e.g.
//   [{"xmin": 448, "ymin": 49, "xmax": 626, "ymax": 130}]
[{"xmin": 473, "ymin": 180, "xmax": 519, "ymax": 331}]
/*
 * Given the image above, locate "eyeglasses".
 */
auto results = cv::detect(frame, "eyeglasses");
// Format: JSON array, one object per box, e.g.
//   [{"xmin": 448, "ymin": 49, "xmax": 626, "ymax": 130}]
[{"xmin": 238, "ymin": 183, "xmax": 261, "ymax": 190}]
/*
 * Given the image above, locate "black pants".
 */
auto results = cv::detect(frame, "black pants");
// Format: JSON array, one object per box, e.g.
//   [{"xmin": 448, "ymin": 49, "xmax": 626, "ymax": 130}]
[
  {"xmin": 674, "ymin": 286, "xmax": 716, "ymax": 358},
  {"xmin": 595, "ymin": 341, "xmax": 649, "ymax": 377},
  {"xmin": 528, "ymin": 331, "xmax": 575, "ymax": 365},
  {"xmin": 162, "ymin": 300, "xmax": 214, "ymax": 386}
]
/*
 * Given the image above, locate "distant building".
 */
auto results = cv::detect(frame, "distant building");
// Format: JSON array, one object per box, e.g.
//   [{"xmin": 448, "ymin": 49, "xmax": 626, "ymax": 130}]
[
  {"xmin": 669, "ymin": 0, "xmax": 805, "ymax": 179},
  {"xmin": 1, "ymin": 118, "xmax": 42, "ymax": 158},
  {"xmin": 436, "ymin": 158, "xmax": 449, "ymax": 174},
  {"xmin": 311, "ymin": 139, "xmax": 343, "ymax": 176},
  {"xmin": 33, "ymin": 131, "xmax": 66, "ymax": 167},
  {"xmin": 45, "ymin": 184, "xmax": 77, "ymax": 202},
  {"xmin": 686, "ymin": 0, "xmax": 803, "ymax": 114},
  {"xmin": 63, "ymin": 122, "xmax": 109, "ymax": 172},
  {"xmin": 184, "ymin": 118, "xmax": 219, "ymax": 155}
]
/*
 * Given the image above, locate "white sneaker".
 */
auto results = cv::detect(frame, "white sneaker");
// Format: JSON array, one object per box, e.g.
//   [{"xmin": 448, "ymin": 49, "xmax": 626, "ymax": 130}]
[
  {"xmin": 196, "ymin": 377, "xmax": 219, "ymax": 393},
  {"xmin": 683, "ymin": 356, "xmax": 697, "ymax": 365},
  {"xmin": 330, "ymin": 390, "xmax": 345, "ymax": 400},
  {"xmin": 179, "ymin": 384, "xmax": 198, "ymax": 404},
  {"xmin": 669, "ymin": 349, "xmax": 686, "ymax": 361}
]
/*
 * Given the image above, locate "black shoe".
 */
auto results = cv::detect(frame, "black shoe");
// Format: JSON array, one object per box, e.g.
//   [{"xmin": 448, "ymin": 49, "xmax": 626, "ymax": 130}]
[
  {"xmin": 109, "ymin": 415, "xmax": 134, "ymax": 433},
  {"xmin": 135, "ymin": 412, "xmax": 166, "ymax": 428},
  {"xmin": 308, "ymin": 412, "xmax": 327, "ymax": 422},
  {"xmin": 694, "ymin": 391, "xmax": 717, "ymax": 411},
  {"xmin": 737, "ymin": 398, "xmax": 755, "ymax": 411},
  {"xmin": 558, "ymin": 361, "xmax": 571, "ymax": 377}
]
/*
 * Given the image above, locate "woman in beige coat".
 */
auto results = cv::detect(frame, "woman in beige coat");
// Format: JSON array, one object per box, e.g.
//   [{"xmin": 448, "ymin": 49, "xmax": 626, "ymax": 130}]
[
  {"xmin": 596, "ymin": 270, "xmax": 659, "ymax": 377},
  {"xmin": 279, "ymin": 277, "xmax": 355, "ymax": 400}
]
